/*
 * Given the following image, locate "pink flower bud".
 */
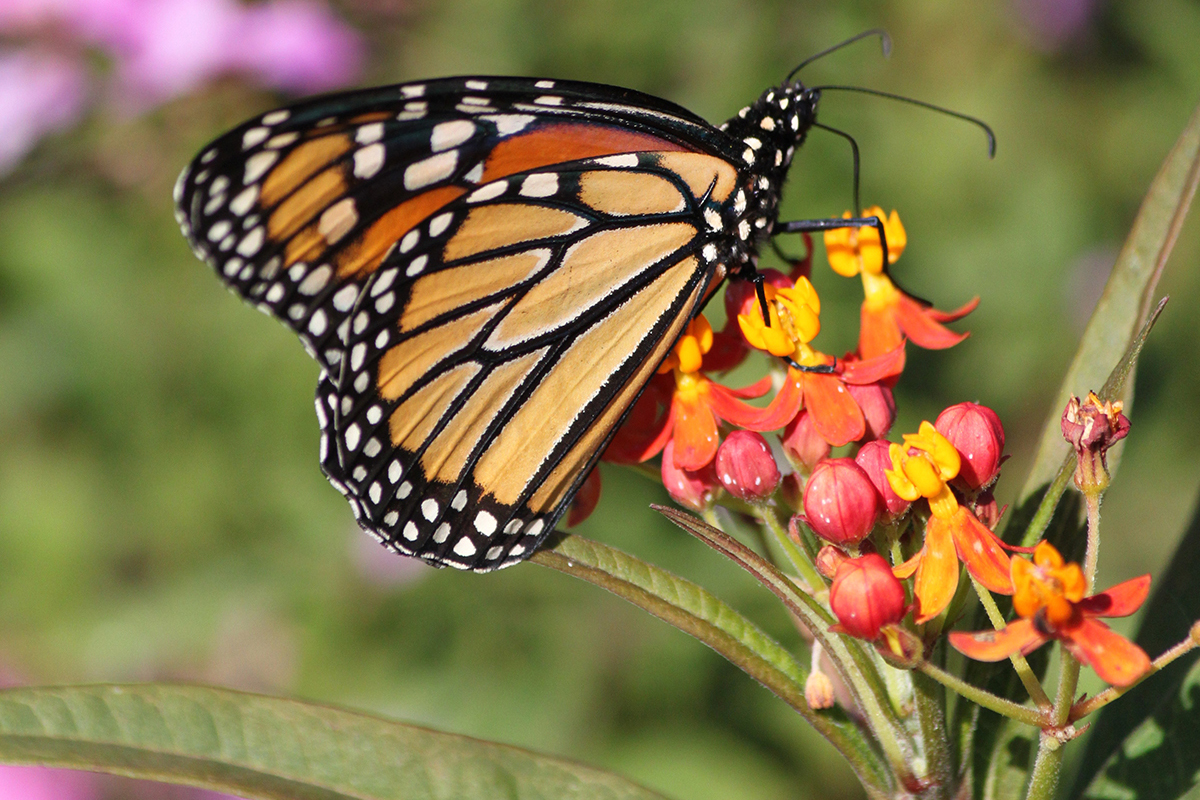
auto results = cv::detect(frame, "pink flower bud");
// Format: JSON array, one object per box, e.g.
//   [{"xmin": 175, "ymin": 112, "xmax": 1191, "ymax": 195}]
[
  {"xmin": 935, "ymin": 402, "xmax": 1005, "ymax": 490},
  {"xmin": 802, "ymin": 458, "xmax": 882, "ymax": 545},
  {"xmin": 829, "ymin": 553, "xmax": 907, "ymax": 640},
  {"xmin": 714, "ymin": 430, "xmax": 781, "ymax": 500},
  {"xmin": 847, "ymin": 382, "xmax": 896, "ymax": 440},
  {"xmin": 781, "ymin": 410, "xmax": 831, "ymax": 470},
  {"xmin": 854, "ymin": 440, "xmax": 911, "ymax": 518},
  {"xmin": 661, "ymin": 440, "xmax": 719, "ymax": 510}
]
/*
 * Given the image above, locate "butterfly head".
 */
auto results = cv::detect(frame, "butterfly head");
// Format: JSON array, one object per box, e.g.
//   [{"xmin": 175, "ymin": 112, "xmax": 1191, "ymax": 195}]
[{"xmin": 718, "ymin": 81, "xmax": 820, "ymax": 269}]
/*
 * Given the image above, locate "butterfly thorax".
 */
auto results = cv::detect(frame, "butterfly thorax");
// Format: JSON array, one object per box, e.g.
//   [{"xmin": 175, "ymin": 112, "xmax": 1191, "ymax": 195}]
[{"xmin": 717, "ymin": 81, "xmax": 819, "ymax": 277}]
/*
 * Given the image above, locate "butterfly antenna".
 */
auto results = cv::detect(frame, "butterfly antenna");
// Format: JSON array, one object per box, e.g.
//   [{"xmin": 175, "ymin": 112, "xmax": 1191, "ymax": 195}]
[
  {"xmin": 787, "ymin": 29, "xmax": 892, "ymax": 82},
  {"xmin": 812, "ymin": 85, "xmax": 997, "ymax": 157},
  {"xmin": 813, "ymin": 122, "xmax": 863, "ymax": 215}
]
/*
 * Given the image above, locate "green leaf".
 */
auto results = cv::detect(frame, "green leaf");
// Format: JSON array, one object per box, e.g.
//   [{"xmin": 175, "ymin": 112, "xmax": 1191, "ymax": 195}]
[
  {"xmin": 0, "ymin": 683, "xmax": 671, "ymax": 800},
  {"xmin": 1070, "ymin": 488, "xmax": 1200, "ymax": 800},
  {"xmin": 531, "ymin": 531, "xmax": 895, "ymax": 798},
  {"xmin": 1022, "ymin": 99, "xmax": 1200, "ymax": 501}
]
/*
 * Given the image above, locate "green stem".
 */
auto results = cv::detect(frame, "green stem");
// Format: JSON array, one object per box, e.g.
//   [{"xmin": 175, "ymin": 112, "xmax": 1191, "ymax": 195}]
[
  {"xmin": 1021, "ymin": 456, "xmax": 1075, "ymax": 548},
  {"xmin": 971, "ymin": 576, "xmax": 1053, "ymax": 709},
  {"xmin": 917, "ymin": 660, "xmax": 1045, "ymax": 728},
  {"xmin": 1024, "ymin": 734, "xmax": 1065, "ymax": 800},
  {"xmin": 759, "ymin": 503, "xmax": 826, "ymax": 594},
  {"xmin": 1083, "ymin": 492, "xmax": 1102, "ymax": 591},
  {"xmin": 911, "ymin": 668, "xmax": 952, "ymax": 795}
]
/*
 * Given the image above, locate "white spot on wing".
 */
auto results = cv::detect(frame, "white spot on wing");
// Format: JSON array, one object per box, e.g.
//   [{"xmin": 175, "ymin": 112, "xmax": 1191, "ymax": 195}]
[
  {"xmin": 244, "ymin": 150, "xmax": 278, "ymax": 184},
  {"xmin": 431, "ymin": 120, "xmax": 476, "ymax": 152},
  {"xmin": 356, "ymin": 122, "xmax": 385, "ymax": 144},
  {"xmin": 453, "ymin": 538, "xmax": 476, "ymax": 556},
  {"xmin": 229, "ymin": 185, "xmax": 259, "ymax": 216},
  {"xmin": 242, "ymin": 127, "xmax": 269, "ymax": 149},
  {"xmin": 520, "ymin": 173, "xmax": 558, "ymax": 197},
  {"xmin": 404, "ymin": 150, "xmax": 458, "ymax": 190},
  {"xmin": 262, "ymin": 109, "xmax": 290, "ymax": 125},
  {"xmin": 467, "ymin": 181, "xmax": 507, "ymax": 203},
  {"xmin": 354, "ymin": 143, "xmax": 385, "ymax": 179},
  {"xmin": 595, "ymin": 153, "xmax": 639, "ymax": 168},
  {"xmin": 318, "ymin": 198, "xmax": 358, "ymax": 244}
]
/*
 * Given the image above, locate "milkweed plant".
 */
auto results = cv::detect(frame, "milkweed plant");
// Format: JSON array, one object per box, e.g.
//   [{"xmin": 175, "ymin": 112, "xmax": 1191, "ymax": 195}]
[{"xmin": 1, "ymin": 37, "xmax": 1199, "ymax": 800}]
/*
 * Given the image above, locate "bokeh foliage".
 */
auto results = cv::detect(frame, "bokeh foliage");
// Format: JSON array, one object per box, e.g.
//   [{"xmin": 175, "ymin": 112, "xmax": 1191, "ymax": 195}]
[{"xmin": 1, "ymin": 2, "xmax": 1198, "ymax": 799}]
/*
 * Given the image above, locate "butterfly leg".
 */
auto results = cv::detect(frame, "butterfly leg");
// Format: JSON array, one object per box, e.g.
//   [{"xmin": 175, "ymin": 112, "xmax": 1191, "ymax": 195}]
[{"xmin": 773, "ymin": 215, "xmax": 888, "ymax": 261}]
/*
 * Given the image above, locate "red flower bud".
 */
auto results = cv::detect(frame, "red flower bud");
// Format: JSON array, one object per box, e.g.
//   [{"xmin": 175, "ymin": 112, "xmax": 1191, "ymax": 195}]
[
  {"xmin": 661, "ymin": 440, "xmax": 720, "ymax": 510},
  {"xmin": 972, "ymin": 488, "xmax": 1000, "ymax": 529},
  {"xmin": 854, "ymin": 440, "xmax": 911, "ymax": 518},
  {"xmin": 935, "ymin": 402, "xmax": 1005, "ymax": 490},
  {"xmin": 714, "ymin": 430, "xmax": 781, "ymax": 500},
  {"xmin": 847, "ymin": 383, "xmax": 896, "ymax": 440},
  {"xmin": 781, "ymin": 410, "xmax": 831, "ymax": 470},
  {"xmin": 803, "ymin": 458, "xmax": 882, "ymax": 545},
  {"xmin": 829, "ymin": 553, "xmax": 908, "ymax": 640},
  {"xmin": 566, "ymin": 468, "xmax": 602, "ymax": 527}
]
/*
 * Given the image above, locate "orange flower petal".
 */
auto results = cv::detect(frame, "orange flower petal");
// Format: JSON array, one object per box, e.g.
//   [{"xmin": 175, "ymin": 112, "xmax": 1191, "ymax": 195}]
[
  {"xmin": 734, "ymin": 372, "xmax": 804, "ymax": 432},
  {"xmin": 911, "ymin": 515, "xmax": 960, "ymax": 623},
  {"xmin": 859, "ymin": 302, "xmax": 904, "ymax": 361},
  {"xmin": 951, "ymin": 508, "xmax": 1014, "ymax": 595},
  {"xmin": 840, "ymin": 343, "xmax": 906, "ymax": 385},
  {"xmin": 892, "ymin": 293, "xmax": 972, "ymax": 350},
  {"xmin": 805, "ymin": 372, "xmax": 866, "ymax": 447},
  {"xmin": 1076, "ymin": 574, "xmax": 1151, "ymax": 618},
  {"xmin": 949, "ymin": 619, "xmax": 1046, "ymax": 662},
  {"xmin": 672, "ymin": 392, "xmax": 720, "ymax": 470},
  {"xmin": 893, "ymin": 551, "xmax": 920, "ymax": 580},
  {"xmin": 1063, "ymin": 618, "xmax": 1151, "ymax": 687},
  {"xmin": 926, "ymin": 296, "xmax": 980, "ymax": 323}
]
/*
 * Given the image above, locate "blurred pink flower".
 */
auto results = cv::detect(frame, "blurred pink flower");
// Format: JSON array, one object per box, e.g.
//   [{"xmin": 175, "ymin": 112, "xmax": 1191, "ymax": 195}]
[
  {"xmin": 0, "ymin": 0, "xmax": 363, "ymax": 171},
  {"xmin": 0, "ymin": 765, "xmax": 97, "ymax": 800},
  {"xmin": 0, "ymin": 48, "xmax": 88, "ymax": 174},
  {"xmin": 232, "ymin": 0, "xmax": 364, "ymax": 93}
]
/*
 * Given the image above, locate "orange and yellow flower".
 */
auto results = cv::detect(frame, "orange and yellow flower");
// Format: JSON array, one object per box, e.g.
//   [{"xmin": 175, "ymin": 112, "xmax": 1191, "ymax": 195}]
[
  {"xmin": 605, "ymin": 315, "xmax": 771, "ymax": 471},
  {"xmin": 824, "ymin": 207, "xmax": 978, "ymax": 360},
  {"xmin": 950, "ymin": 542, "xmax": 1151, "ymax": 687},
  {"xmin": 888, "ymin": 422, "xmax": 1013, "ymax": 622},
  {"xmin": 733, "ymin": 277, "xmax": 905, "ymax": 447}
]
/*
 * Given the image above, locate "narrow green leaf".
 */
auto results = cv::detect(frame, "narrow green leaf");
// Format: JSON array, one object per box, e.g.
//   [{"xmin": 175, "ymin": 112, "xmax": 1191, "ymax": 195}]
[
  {"xmin": 0, "ymin": 684, "xmax": 671, "ymax": 800},
  {"xmin": 1070, "ymin": 488, "xmax": 1200, "ymax": 799},
  {"xmin": 1077, "ymin": 657, "xmax": 1200, "ymax": 800},
  {"xmin": 1022, "ymin": 99, "xmax": 1200, "ymax": 500},
  {"xmin": 531, "ymin": 532, "xmax": 894, "ymax": 798}
]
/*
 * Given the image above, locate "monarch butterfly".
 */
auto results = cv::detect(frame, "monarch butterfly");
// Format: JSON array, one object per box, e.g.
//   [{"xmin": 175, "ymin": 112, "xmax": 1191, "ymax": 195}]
[{"xmin": 174, "ymin": 40, "xmax": 934, "ymax": 572}]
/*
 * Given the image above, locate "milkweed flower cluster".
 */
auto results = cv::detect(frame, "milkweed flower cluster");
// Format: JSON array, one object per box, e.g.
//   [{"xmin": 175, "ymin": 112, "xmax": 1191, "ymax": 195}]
[{"xmin": 599, "ymin": 207, "xmax": 1169, "ymax": 724}]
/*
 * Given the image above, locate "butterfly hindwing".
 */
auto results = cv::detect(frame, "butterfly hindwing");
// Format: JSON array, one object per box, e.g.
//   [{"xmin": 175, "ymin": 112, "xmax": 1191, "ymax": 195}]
[{"xmin": 328, "ymin": 152, "xmax": 736, "ymax": 569}]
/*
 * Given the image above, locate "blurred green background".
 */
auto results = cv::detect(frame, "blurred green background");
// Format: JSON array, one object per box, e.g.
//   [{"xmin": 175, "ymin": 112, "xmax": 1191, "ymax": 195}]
[{"xmin": 1, "ymin": 1, "xmax": 1198, "ymax": 799}]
